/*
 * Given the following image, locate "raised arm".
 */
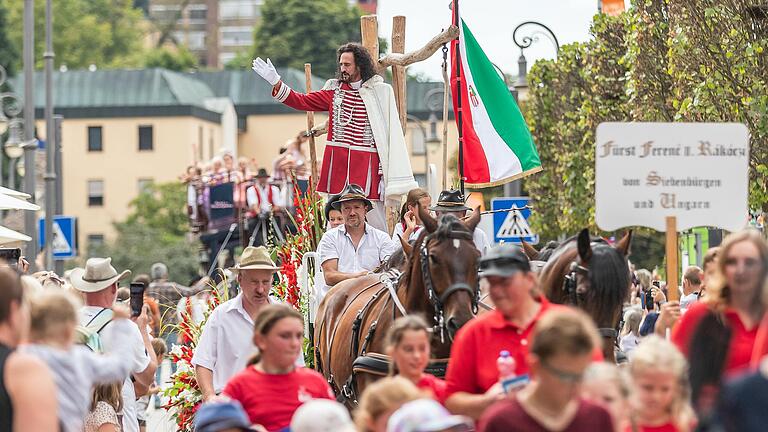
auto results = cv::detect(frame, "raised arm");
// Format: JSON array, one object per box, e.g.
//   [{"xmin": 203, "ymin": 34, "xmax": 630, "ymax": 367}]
[{"xmin": 252, "ymin": 57, "xmax": 332, "ymax": 112}]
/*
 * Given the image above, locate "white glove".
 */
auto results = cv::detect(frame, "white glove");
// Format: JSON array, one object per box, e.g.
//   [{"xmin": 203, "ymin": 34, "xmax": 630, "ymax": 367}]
[{"xmin": 252, "ymin": 57, "xmax": 281, "ymax": 86}]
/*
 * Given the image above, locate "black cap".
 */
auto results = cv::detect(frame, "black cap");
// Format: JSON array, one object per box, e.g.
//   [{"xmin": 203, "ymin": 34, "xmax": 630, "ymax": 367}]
[
  {"xmin": 479, "ymin": 244, "xmax": 531, "ymax": 277},
  {"xmin": 430, "ymin": 189, "xmax": 470, "ymax": 212},
  {"xmin": 324, "ymin": 193, "xmax": 342, "ymax": 221},
  {"xmin": 255, "ymin": 168, "xmax": 270, "ymax": 178}
]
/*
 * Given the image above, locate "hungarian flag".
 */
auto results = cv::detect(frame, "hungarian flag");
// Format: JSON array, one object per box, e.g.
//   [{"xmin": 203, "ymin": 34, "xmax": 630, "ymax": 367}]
[{"xmin": 451, "ymin": 7, "xmax": 542, "ymax": 187}]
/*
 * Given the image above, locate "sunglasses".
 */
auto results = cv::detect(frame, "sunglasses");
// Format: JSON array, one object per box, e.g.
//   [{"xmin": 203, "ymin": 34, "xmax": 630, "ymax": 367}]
[{"xmin": 539, "ymin": 360, "xmax": 584, "ymax": 384}]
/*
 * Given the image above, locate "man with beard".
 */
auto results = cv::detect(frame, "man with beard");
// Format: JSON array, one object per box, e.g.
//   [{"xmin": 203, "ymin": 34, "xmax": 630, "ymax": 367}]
[
  {"xmin": 252, "ymin": 43, "xmax": 418, "ymax": 232},
  {"xmin": 317, "ymin": 184, "xmax": 396, "ymax": 298}
]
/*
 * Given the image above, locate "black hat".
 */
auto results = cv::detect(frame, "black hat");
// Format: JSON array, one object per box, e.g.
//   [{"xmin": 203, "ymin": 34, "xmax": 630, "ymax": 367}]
[
  {"xmin": 479, "ymin": 244, "xmax": 531, "ymax": 278},
  {"xmin": 324, "ymin": 193, "xmax": 342, "ymax": 221},
  {"xmin": 430, "ymin": 189, "xmax": 470, "ymax": 212},
  {"xmin": 255, "ymin": 168, "xmax": 270, "ymax": 178},
  {"xmin": 332, "ymin": 184, "xmax": 373, "ymax": 211}
]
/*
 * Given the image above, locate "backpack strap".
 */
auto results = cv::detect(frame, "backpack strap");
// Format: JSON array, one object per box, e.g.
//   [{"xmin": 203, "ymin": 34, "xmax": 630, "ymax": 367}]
[{"xmin": 86, "ymin": 308, "xmax": 114, "ymax": 335}]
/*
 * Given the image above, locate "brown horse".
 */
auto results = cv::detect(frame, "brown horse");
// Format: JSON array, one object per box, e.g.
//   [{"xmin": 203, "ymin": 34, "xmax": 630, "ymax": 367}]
[
  {"xmin": 537, "ymin": 229, "xmax": 632, "ymax": 362},
  {"xmin": 314, "ymin": 208, "xmax": 481, "ymax": 405}
]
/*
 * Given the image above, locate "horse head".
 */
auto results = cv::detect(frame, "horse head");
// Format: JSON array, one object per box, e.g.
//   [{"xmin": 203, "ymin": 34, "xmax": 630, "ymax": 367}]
[
  {"xmin": 539, "ymin": 229, "xmax": 632, "ymax": 362},
  {"xmin": 404, "ymin": 206, "xmax": 481, "ymax": 351}
]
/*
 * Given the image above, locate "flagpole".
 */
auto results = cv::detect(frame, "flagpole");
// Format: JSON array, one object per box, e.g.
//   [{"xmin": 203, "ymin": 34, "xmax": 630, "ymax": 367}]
[{"xmin": 454, "ymin": 0, "xmax": 465, "ymax": 195}]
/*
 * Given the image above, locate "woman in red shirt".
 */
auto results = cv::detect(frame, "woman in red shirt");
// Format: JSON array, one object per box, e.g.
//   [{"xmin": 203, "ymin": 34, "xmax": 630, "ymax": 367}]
[
  {"xmin": 385, "ymin": 315, "xmax": 447, "ymax": 403},
  {"xmin": 672, "ymin": 230, "xmax": 768, "ymax": 375},
  {"xmin": 223, "ymin": 304, "xmax": 333, "ymax": 431}
]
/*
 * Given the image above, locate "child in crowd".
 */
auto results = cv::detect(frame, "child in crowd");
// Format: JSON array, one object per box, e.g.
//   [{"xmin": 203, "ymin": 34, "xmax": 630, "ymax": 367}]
[
  {"xmin": 137, "ymin": 338, "xmax": 167, "ymax": 431},
  {"xmin": 581, "ymin": 362, "xmax": 632, "ymax": 432},
  {"xmin": 620, "ymin": 309, "xmax": 643, "ymax": 359},
  {"xmin": 23, "ymin": 291, "xmax": 135, "ymax": 432},
  {"xmin": 355, "ymin": 376, "xmax": 423, "ymax": 432},
  {"xmin": 84, "ymin": 382, "xmax": 123, "ymax": 432},
  {"xmin": 628, "ymin": 336, "xmax": 694, "ymax": 432},
  {"xmin": 386, "ymin": 315, "xmax": 447, "ymax": 403}
]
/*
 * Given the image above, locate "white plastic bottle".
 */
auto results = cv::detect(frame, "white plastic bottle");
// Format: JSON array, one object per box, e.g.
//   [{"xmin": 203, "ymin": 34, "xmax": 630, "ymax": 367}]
[{"xmin": 497, "ymin": 350, "xmax": 516, "ymax": 381}]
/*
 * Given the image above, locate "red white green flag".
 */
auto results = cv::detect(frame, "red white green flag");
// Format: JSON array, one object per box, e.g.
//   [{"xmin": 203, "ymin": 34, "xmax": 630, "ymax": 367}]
[{"xmin": 451, "ymin": 11, "xmax": 542, "ymax": 187}]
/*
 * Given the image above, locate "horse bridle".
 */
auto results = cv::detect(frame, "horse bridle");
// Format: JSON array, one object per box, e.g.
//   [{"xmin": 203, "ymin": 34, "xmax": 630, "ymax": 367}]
[
  {"xmin": 563, "ymin": 260, "xmax": 620, "ymax": 341},
  {"xmin": 419, "ymin": 229, "xmax": 479, "ymax": 343}
]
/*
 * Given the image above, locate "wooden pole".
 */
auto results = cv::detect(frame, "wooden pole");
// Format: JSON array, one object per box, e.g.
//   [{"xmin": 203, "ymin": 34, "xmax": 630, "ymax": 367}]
[
  {"xmin": 666, "ymin": 216, "xmax": 679, "ymax": 302},
  {"xmin": 304, "ymin": 63, "xmax": 318, "ymax": 191},
  {"xmin": 391, "ymin": 16, "xmax": 407, "ymax": 134},
  {"xmin": 441, "ymin": 46, "xmax": 450, "ymax": 190},
  {"xmin": 361, "ymin": 15, "xmax": 380, "ymax": 71}
]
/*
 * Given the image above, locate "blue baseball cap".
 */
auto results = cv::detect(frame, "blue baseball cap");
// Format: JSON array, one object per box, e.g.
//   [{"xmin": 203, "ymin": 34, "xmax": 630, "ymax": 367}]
[{"xmin": 194, "ymin": 400, "xmax": 257, "ymax": 432}]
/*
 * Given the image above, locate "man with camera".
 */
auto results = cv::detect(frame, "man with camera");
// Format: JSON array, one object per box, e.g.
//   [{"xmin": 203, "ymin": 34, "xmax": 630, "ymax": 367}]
[{"xmin": 71, "ymin": 257, "xmax": 158, "ymax": 432}]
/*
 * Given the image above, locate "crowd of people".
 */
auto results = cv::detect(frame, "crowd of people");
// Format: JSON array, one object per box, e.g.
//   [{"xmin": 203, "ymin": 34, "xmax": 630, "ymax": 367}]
[{"xmin": 2, "ymin": 183, "xmax": 768, "ymax": 432}]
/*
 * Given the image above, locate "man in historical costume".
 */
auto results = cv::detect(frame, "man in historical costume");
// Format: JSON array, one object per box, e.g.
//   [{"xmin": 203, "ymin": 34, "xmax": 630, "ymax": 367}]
[
  {"xmin": 245, "ymin": 168, "xmax": 283, "ymax": 246},
  {"xmin": 431, "ymin": 189, "xmax": 491, "ymax": 253},
  {"xmin": 252, "ymin": 43, "xmax": 418, "ymax": 232}
]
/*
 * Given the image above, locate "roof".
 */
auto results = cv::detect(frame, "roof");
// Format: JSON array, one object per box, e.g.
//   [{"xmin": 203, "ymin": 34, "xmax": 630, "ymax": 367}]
[
  {"xmin": 7, "ymin": 67, "xmax": 454, "ymax": 122},
  {"xmin": 10, "ymin": 69, "xmax": 221, "ymax": 122}
]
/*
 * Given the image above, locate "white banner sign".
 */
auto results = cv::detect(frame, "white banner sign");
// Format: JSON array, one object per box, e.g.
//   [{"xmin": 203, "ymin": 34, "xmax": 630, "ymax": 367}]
[{"xmin": 595, "ymin": 122, "xmax": 750, "ymax": 232}]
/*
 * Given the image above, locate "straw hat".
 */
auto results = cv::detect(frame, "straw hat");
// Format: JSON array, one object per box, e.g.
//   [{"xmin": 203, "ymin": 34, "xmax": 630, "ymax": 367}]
[
  {"xmin": 70, "ymin": 257, "xmax": 131, "ymax": 293},
  {"xmin": 230, "ymin": 246, "xmax": 279, "ymax": 272},
  {"xmin": 331, "ymin": 183, "xmax": 373, "ymax": 211}
]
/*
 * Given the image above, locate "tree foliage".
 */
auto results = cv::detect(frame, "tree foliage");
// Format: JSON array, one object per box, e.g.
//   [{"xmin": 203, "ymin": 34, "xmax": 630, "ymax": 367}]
[
  {"xmin": 251, "ymin": 0, "xmax": 362, "ymax": 79},
  {"xmin": 93, "ymin": 182, "xmax": 200, "ymax": 284},
  {"xmin": 525, "ymin": 0, "xmax": 768, "ymax": 247},
  {"xmin": 4, "ymin": 0, "xmax": 144, "ymax": 70},
  {"xmin": 0, "ymin": 1, "xmax": 19, "ymax": 76},
  {"xmin": 143, "ymin": 46, "xmax": 198, "ymax": 71}
]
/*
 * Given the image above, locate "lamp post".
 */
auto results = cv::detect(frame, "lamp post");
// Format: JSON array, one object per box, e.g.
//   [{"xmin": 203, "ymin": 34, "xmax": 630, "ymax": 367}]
[
  {"xmin": 23, "ymin": 0, "xmax": 37, "ymax": 270},
  {"xmin": 512, "ymin": 21, "xmax": 560, "ymax": 102}
]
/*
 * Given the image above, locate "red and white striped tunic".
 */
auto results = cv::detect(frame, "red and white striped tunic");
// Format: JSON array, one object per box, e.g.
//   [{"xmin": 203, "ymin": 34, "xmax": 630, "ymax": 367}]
[{"xmin": 273, "ymin": 81, "xmax": 382, "ymax": 200}]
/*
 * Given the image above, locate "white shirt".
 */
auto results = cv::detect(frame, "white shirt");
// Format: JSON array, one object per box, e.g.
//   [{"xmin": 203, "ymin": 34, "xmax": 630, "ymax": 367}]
[
  {"xmin": 79, "ymin": 306, "xmax": 150, "ymax": 432},
  {"xmin": 391, "ymin": 222, "xmax": 423, "ymax": 244},
  {"xmin": 474, "ymin": 229, "xmax": 491, "ymax": 254},
  {"xmin": 246, "ymin": 183, "xmax": 282, "ymax": 214},
  {"xmin": 191, "ymin": 293, "xmax": 259, "ymax": 394},
  {"xmin": 680, "ymin": 291, "xmax": 701, "ymax": 309},
  {"xmin": 318, "ymin": 223, "xmax": 397, "ymax": 297},
  {"xmin": 620, "ymin": 332, "xmax": 641, "ymax": 359}
]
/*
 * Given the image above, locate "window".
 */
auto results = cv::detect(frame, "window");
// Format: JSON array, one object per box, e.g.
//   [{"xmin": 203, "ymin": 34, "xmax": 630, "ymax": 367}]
[
  {"xmin": 138, "ymin": 125, "xmax": 153, "ymax": 151},
  {"xmin": 220, "ymin": 0, "xmax": 258, "ymax": 19},
  {"xmin": 87, "ymin": 234, "xmax": 105, "ymax": 256},
  {"xmin": 220, "ymin": 26, "xmax": 252, "ymax": 47},
  {"xmin": 172, "ymin": 31, "xmax": 206, "ymax": 49},
  {"xmin": 137, "ymin": 178, "xmax": 154, "ymax": 194},
  {"xmin": 88, "ymin": 126, "xmax": 102, "ymax": 152},
  {"xmin": 188, "ymin": 7, "xmax": 207, "ymax": 20},
  {"xmin": 88, "ymin": 180, "xmax": 104, "ymax": 207},
  {"xmin": 410, "ymin": 127, "xmax": 426, "ymax": 155}
]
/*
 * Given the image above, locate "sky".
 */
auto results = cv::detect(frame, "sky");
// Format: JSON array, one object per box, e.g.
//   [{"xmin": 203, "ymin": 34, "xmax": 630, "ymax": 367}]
[{"xmin": 376, "ymin": 0, "xmax": 609, "ymax": 81}]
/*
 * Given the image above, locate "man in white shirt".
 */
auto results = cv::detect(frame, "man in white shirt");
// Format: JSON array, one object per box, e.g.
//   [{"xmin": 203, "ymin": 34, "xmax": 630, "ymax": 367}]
[
  {"xmin": 192, "ymin": 246, "xmax": 282, "ymax": 399},
  {"xmin": 70, "ymin": 258, "xmax": 158, "ymax": 432},
  {"xmin": 431, "ymin": 189, "xmax": 490, "ymax": 253},
  {"xmin": 318, "ymin": 184, "xmax": 397, "ymax": 298},
  {"xmin": 246, "ymin": 168, "xmax": 283, "ymax": 215},
  {"xmin": 679, "ymin": 265, "xmax": 703, "ymax": 309}
]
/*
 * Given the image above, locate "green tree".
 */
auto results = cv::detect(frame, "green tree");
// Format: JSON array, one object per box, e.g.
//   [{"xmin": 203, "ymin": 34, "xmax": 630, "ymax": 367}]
[
  {"xmin": 0, "ymin": 1, "xmax": 19, "ymax": 76},
  {"xmin": 4, "ymin": 0, "xmax": 144, "ymax": 70},
  {"xmin": 143, "ymin": 46, "xmax": 198, "ymax": 71},
  {"xmin": 93, "ymin": 182, "xmax": 200, "ymax": 283},
  {"xmin": 252, "ymin": 0, "xmax": 362, "ymax": 79}
]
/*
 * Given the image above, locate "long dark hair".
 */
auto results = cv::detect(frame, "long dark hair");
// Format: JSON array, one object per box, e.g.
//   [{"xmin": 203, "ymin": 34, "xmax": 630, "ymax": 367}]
[
  {"xmin": 399, "ymin": 188, "xmax": 430, "ymax": 224},
  {"xmin": 337, "ymin": 43, "xmax": 377, "ymax": 83}
]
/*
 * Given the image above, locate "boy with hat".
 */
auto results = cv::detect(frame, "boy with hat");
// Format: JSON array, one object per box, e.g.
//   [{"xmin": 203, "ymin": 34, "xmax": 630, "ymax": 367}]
[
  {"xmin": 71, "ymin": 257, "xmax": 157, "ymax": 432},
  {"xmin": 316, "ymin": 184, "xmax": 397, "ymax": 298},
  {"xmin": 193, "ymin": 246, "xmax": 303, "ymax": 401},
  {"xmin": 431, "ymin": 189, "xmax": 491, "ymax": 253}
]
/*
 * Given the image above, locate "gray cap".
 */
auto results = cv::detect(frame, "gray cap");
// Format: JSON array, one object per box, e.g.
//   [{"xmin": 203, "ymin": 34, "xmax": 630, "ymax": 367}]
[{"xmin": 479, "ymin": 243, "xmax": 531, "ymax": 277}]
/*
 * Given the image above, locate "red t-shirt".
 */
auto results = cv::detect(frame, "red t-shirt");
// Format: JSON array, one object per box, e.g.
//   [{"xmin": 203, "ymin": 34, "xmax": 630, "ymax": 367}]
[
  {"xmin": 417, "ymin": 373, "xmax": 447, "ymax": 404},
  {"xmin": 444, "ymin": 298, "xmax": 602, "ymax": 397},
  {"xmin": 223, "ymin": 366, "xmax": 334, "ymax": 431},
  {"xmin": 627, "ymin": 422, "xmax": 679, "ymax": 432},
  {"xmin": 672, "ymin": 302, "xmax": 758, "ymax": 375},
  {"xmin": 478, "ymin": 397, "xmax": 614, "ymax": 432}
]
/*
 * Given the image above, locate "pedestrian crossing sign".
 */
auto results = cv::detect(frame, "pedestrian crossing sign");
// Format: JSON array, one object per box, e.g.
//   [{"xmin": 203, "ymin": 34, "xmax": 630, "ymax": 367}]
[
  {"xmin": 491, "ymin": 197, "xmax": 539, "ymax": 245},
  {"xmin": 39, "ymin": 216, "xmax": 78, "ymax": 259}
]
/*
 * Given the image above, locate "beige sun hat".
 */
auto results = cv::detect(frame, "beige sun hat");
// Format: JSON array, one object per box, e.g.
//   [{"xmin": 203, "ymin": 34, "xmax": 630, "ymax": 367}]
[
  {"xmin": 69, "ymin": 257, "xmax": 131, "ymax": 293},
  {"xmin": 230, "ymin": 246, "xmax": 279, "ymax": 272}
]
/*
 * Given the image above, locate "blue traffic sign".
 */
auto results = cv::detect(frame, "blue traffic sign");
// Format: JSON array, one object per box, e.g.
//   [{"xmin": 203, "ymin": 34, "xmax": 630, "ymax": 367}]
[
  {"xmin": 491, "ymin": 197, "xmax": 538, "ymax": 245},
  {"xmin": 39, "ymin": 216, "xmax": 78, "ymax": 259}
]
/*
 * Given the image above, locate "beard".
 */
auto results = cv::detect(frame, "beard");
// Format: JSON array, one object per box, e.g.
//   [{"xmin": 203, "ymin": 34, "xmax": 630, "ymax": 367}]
[{"xmin": 337, "ymin": 69, "xmax": 356, "ymax": 83}]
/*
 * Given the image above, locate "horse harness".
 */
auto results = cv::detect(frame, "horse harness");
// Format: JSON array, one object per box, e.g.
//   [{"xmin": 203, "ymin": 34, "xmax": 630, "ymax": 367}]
[
  {"xmin": 320, "ymin": 227, "xmax": 480, "ymax": 405},
  {"xmin": 563, "ymin": 255, "xmax": 621, "ymax": 342}
]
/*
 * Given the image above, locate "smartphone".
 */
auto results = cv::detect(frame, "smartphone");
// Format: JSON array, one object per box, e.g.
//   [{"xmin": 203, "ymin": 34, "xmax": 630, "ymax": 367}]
[
  {"xmin": 0, "ymin": 248, "xmax": 21, "ymax": 268},
  {"xmin": 129, "ymin": 282, "xmax": 146, "ymax": 317}
]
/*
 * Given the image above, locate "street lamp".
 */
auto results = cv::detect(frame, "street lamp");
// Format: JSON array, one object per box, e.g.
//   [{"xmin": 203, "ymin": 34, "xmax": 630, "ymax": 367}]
[{"xmin": 512, "ymin": 21, "xmax": 560, "ymax": 102}]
